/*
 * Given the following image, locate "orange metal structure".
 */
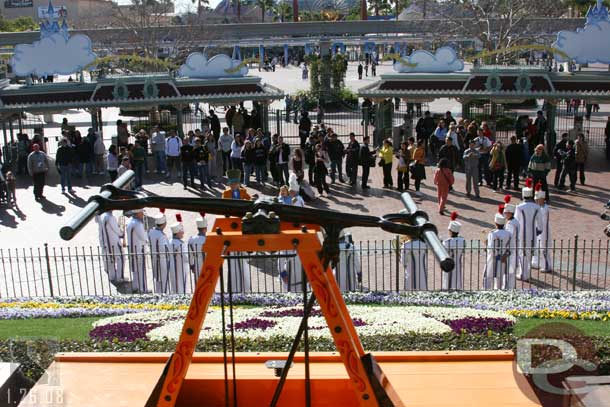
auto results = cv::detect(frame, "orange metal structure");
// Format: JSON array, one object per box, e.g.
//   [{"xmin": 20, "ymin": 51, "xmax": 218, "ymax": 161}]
[
  {"xmin": 19, "ymin": 351, "xmax": 542, "ymax": 407},
  {"xmin": 153, "ymin": 217, "xmax": 403, "ymax": 407}
]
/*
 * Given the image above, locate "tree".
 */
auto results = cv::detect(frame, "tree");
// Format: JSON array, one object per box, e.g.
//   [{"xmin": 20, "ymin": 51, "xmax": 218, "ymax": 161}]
[
  {"xmin": 393, "ymin": 0, "xmax": 411, "ymax": 17},
  {"xmin": 441, "ymin": 0, "xmax": 569, "ymax": 56},
  {"xmin": 112, "ymin": 0, "xmax": 177, "ymax": 58},
  {"xmin": 0, "ymin": 16, "xmax": 37, "ymax": 32},
  {"xmin": 562, "ymin": 0, "xmax": 610, "ymax": 15},
  {"xmin": 368, "ymin": 0, "xmax": 392, "ymax": 15},
  {"xmin": 257, "ymin": 0, "xmax": 274, "ymax": 21},
  {"xmin": 192, "ymin": 0, "xmax": 210, "ymax": 18},
  {"xmin": 272, "ymin": 2, "xmax": 293, "ymax": 22}
]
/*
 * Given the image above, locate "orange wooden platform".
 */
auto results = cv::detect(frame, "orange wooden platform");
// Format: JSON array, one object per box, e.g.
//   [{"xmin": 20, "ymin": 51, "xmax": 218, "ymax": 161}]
[{"xmin": 19, "ymin": 351, "xmax": 541, "ymax": 407}]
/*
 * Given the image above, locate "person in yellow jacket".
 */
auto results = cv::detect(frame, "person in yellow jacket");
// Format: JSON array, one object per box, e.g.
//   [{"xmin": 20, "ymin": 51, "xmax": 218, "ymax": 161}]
[
  {"xmin": 222, "ymin": 169, "xmax": 252, "ymax": 200},
  {"xmin": 378, "ymin": 138, "xmax": 394, "ymax": 189}
]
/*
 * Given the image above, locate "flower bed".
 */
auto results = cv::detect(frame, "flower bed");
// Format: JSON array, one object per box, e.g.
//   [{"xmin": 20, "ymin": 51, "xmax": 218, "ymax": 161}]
[
  {"xmin": 1, "ymin": 290, "xmax": 609, "ymax": 321},
  {"xmin": 90, "ymin": 306, "xmax": 516, "ymax": 343}
]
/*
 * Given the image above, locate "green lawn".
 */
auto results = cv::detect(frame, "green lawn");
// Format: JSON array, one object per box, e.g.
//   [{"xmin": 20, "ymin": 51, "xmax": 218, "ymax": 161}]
[
  {"xmin": 513, "ymin": 318, "xmax": 610, "ymax": 337},
  {"xmin": 0, "ymin": 317, "xmax": 101, "ymax": 340},
  {"xmin": 0, "ymin": 317, "xmax": 608, "ymax": 341}
]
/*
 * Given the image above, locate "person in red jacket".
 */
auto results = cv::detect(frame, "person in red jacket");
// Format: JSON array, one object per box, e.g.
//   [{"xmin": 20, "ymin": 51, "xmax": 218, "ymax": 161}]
[{"xmin": 433, "ymin": 158, "xmax": 455, "ymax": 215}]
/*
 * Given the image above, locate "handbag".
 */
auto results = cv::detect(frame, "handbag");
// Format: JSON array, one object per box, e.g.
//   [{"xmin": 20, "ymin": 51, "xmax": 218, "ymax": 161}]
[{"xmin": 378, "ymin": 158, "xmax": 385, "ymax": 167}]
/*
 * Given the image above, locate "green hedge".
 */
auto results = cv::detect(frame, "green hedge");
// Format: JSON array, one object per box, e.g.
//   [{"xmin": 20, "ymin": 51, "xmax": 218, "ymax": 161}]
[{"xmin": 3, "ymin": 334, "xmax": 610, "ymax": 385}]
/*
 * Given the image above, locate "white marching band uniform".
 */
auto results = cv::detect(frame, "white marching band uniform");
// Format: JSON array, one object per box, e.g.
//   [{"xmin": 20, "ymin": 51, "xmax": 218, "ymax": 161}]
[
  {"xmin": 188, "ymin": 236, "xmax": 206, "ymax": 277},
  {"xmin": 278, "ymin": 251, "xmax": 304, "ymax": 292},
  {"xmin": 401, "ymin": 240, "xmax": 428, "ymax": 291},
  {"xmin": 225, "ymin": 251, "xmax": 251, "ymax": 293},
  {"xmin": 188, "ymin": 217, "xmax": 208, "ymax": 285},
  {"xmin": 98, "ymin": 211, "xmax": 125, "ymax": 283},
  {"xmin": 532, "ymin": 200, "xmax": 553, "ymax": 272},
  {"xmin": 514, "ymin": 186, "xmax": 540, "ymax": 282},
  {"xmin": 168, "ymin": 236, "xmax": 191, "ymax": 294},
  {"xmin": 149, "ymin": 214, "xmax": 170, "ymax": 293},
  {"xmin": 126, "ymin": 211, "xmax": 149, "ymax": 292},
  {"xmin": 334, "ymin": 237, "xmax": 361, "ymax": 291},
  {"xmin": 483, "ymin": 213, "xmax": 513, "ymax": 290},
  {"xmin": 504, "ymin": 208, "xmax": 521, "ymax": 290},
  {"xmin": 442, "ymin": 237, "xmax": 465, "ymax": 290}
]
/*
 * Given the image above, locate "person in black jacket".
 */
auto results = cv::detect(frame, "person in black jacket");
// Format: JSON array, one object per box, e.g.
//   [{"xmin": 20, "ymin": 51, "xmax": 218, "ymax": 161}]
[
  {"xmin": 345, "ymin": 132, "xmax": 360, "ymax": 186},
  {"xmin": 504, "ymin": 136, "xmax": 523, "ymax": 190},
  {"xmin": 253, "ymin": 138, "xmax": 268, "ymax": 186},
  {"xmin": 180, "ymin": 137, "xmax": 196, "ymax": 189},
  {"xmin": 326, "ymin": 131, "xmax": 345, "ymax": 183},
  {"xmin": 76, "ymin": 137, "xmax": 94, "ymax": 178},
  {"xmin": 553, "ymin": 133, "xmax": 569, "ymax": 187},
  {"xmin": 209, "ymin": 110, "xmax": 221, "ymax": 141},
  {"xmin": 298, "ymin": 111, "xmax": 312, "ymax": 149},
  {"xmin": 55, "ymin": 138, "xmax": 75, "ymax": 193},
  {"xmin": 241, "ymin": 140, "xmax": 256, "ymax": 187},
  {"xmin": 437, "ymin": 137, "xmax": 459, "ymax": 172},
  {"xmin": 558, "ymin": 139, "xmax": 577, "ymax": 191},
  {"xmin": 272, "ymin": 135, "xmax": 291, "ymax": 186},
  {"xmin": 416, "ymin": 111, "xmax": 436, "ymax": 156},
  {"xmin": 359, "ymin": 135, "xmax": 375, "ymax": 190},
  {"xmin": 304, "ymin": 133, "xmax": 318, "ymax": 184}
]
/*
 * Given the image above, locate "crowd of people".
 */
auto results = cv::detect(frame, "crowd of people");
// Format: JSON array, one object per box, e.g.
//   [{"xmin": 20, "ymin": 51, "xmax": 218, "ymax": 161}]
[{"xmin": 406, "ymin": 110, "xmax": 591, "ymax": 213}]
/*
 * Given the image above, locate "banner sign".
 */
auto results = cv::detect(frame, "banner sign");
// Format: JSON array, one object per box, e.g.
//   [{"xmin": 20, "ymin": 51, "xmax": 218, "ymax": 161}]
[
  {"xmin": 38, "ymin": 5, "xmax": 67, "ymax": 19},
  {"xmin": 4, "ymin": 0, "xmax": 33, "ymax": 8}
]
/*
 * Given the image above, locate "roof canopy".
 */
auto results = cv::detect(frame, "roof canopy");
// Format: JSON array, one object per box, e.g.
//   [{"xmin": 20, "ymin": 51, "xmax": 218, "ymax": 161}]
[
  {"xmin": 358, "ymin": 67, "xmax": 610, "ymax": 102},
  {"xmin": 0, "ymin": 75, "xmax": 283, "ymax": 114}
]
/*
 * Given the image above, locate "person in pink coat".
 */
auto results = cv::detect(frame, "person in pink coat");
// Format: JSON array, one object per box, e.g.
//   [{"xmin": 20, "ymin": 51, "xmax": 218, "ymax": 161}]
[{"xmin": 434, "ymin": 158, "xmax": 455, "ymax": 215}]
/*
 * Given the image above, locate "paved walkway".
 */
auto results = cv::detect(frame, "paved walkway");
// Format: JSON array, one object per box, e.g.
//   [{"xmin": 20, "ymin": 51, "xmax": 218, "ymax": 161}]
[{"xmin": 1, "ymin": 149, "xmax": 608, "ymax": 248}]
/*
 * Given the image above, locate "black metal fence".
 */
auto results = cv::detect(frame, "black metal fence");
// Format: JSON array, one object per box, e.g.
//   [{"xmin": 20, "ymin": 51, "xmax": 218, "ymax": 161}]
[{"xmin": 0, "ymin": 237, "xmax": 608, "ymax": 299}]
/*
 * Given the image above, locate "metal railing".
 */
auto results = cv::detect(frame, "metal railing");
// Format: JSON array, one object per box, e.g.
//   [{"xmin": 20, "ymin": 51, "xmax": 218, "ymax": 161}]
[{"xmin": 0, "ymin": 237, "xmax": 608, "ymax": 299}]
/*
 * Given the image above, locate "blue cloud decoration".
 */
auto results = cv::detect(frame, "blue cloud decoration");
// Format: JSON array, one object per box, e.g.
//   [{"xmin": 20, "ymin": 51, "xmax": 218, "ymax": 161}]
[
  {"xmin": 9, "ymin": 1, "xmax": 96, "ymax": 77},
  {"xmin": 393, "ymin": 46, "xmax": 464, "ymax": 73},
  {"xmin": 553, "ymin": 0, "xmax": 610, "ymax": 64},
  {"xmin": 178, "ymin": 53, "xmax": 248, "ymax": 78}
]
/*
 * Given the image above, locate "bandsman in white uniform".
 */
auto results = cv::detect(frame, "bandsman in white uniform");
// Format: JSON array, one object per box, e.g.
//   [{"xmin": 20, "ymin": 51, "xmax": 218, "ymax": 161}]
[
  {"xmin": 126, "ymin": 209, "xmax": 149, "ymax": 292},
  {"xmin": 442, "ymin": 212, "xmax": 465, "ymax": 290},
  {"xmin": 98, "ymin": 210, "xmax": 125, "ymax": 283},
  {"xmin": 334, "ymin": 231, "xmax": 360, "ymax": 291},
  {"xmin": 278, "ymin": 250, "xmax": 304, "ymax": 292},
  {"xmin": 168, "ymin": 214, "xmax": 190, "ymax": 294},
  {"xmin": 149, "ymin": 210, "xmax": 170, "ymax": 293},
  {"xmin": 483, "ymin": 209, "xmax": 513, "ymax": 290},
  {"xmin": 514, "ymin": 178, "xmax": 540, "ymax": 282},
  {"xmin": 188, "ymin": 214, "xmax": 208, "ymax": 281},
  {"xmin": 221, "ymin": 169, "xmax": 251, "ymax": 293},
  {"xmin": 225, "ymin": 251, "xmax": 251, "ymax": 293},
  {"xmin": 401, "ymin": 236, "xmax": 428, "ymax": 291},
  {"xmin": 532, "ymin": 184, "xmax": 553, "ymax": 273},
  {"xmin": 503, "ymin": 196, "xmax": 521, "ymax": 289}
]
